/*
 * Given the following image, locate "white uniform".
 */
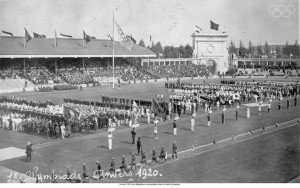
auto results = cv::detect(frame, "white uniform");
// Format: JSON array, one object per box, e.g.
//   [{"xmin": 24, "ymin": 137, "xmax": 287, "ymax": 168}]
[
  {"xmin": 61, "ymin": 125, "xmax": 66, "ymax": 139},
  {"xmin": 191, "ymin": 118, "xmax": 195, "ymax": 131},
  {"xmin": 247, "ymin": 108, "xmax": 250, "ymax": 118},
  {"xmin": 108, "ymin": 132, "xmax": 113, "ymax": 150}
]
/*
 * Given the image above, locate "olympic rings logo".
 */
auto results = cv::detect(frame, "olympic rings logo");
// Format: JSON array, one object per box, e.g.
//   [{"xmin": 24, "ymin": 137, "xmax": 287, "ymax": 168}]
[{"xmin": 268, "ymin": 4, "xmax": 296, "ymax": 17}]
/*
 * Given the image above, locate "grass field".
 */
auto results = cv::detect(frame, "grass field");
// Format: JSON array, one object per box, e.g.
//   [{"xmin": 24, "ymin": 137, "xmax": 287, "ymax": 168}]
[{"xmin": 0, "ymin": 77, "xmax": 299, "ymax": 183}]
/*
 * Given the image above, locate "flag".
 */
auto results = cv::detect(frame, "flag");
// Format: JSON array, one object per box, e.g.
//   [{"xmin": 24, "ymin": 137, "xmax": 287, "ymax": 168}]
[
  {"xmin": 195, "ymin": 25, "xmax": 202, "ymax": 32},
  {"xmin": 63, "ymin": 105, "xmax": 79, "ymax": 121},
  {"xmin": 129, "ymin": 34, "xmax": 136, "ymax": 44},
  {"xmin": 33, "ymin": 32, "xmax": 46, "ymax": 38},
  {"xmin": 54, "ymin": 30, "xmax": 57, "ymax": 48},
  {"xmin": 151, "ymin": 99, "xmax": 164, "ymax": 114},
  {"xmin": 132, "ymin": 100, "xmax": 140, "ymax": 110},
  {"xmin": 150, "ymin": 35, "xmax": 152, "ymax": 42},
  {"xmin": 60, "ymin": 33, "xmax": 72, "ymax": 38},
  {"xmin": 115, "ymin": 22, "xmax": 134, "ymax": 51},
  {"xmin": 24, "ymin": 28, "xmax": 32, "ymax": 43},
  {"xmin": 210, "ymin": 20, "xmax": 219, "ymax": 31},
  {"xmin": 159, "ymin": 53, "xmax": 163, "ymax": 57},
  {"xmin": 83, "ymin": 30, "xmax": 95, "ymax": 43},
  {"xmin": 107, "ymin": 34, "xmax": 113, "ymax": 41},
  {"xmin": 90, "ymin": 105, "xmax": 96, "ymax": 115},
  {"xmin": 2, "ymin": 30, "xmax": 13, "ymax": 36}
]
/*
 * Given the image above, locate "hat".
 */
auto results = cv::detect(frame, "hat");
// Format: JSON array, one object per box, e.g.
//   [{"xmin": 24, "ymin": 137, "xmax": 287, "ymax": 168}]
[
  {"xmin": 96, "ymin": 161, "xmax": 100, "ymax": 165},
  {"xmin": 27, "ymin": 142, "xmax": 31, "ymax": 145}
]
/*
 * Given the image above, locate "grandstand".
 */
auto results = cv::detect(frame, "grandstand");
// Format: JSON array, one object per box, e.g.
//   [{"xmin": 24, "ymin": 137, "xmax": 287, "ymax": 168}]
[{"xmin": 0, "ymin": 36, "xmax": 156, "ymax": 92}]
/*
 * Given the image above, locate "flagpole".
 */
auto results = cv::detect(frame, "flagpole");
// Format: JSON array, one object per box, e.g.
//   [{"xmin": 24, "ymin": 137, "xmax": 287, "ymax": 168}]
[
  {"xmin": 55, "ymin": 30, "xmax": 57, "ymax": 48},
  {"xmin": 112, "ymin": 10, "xmax": 115, "ymax": 89}
]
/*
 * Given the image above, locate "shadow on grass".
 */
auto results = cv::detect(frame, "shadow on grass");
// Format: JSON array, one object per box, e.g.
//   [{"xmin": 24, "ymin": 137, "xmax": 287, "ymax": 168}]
[
  {"xmin": 142, "ymin": 135, "xmax": 155, "ymax": 140},
  {"xmin": 19, "ymin": 158, "xmax": 27, "ymax": 162},
  {"xmin": 97, "ymin": 145, "xmax": 108, "ymax": 149},
  {"xmin": 120, "ymin": 140, "xmax": 132, "ymax": 145},
  {"xmin": 162, "ymin": 131, "xmax": 173, "ymax": 135},
  {"xmin": 179, "ymin": 127, "xmax": 191, "ymax": 131}
]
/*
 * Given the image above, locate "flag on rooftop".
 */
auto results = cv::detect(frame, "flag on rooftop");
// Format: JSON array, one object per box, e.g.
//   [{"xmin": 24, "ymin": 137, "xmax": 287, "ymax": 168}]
[
  {"xmin": 60, "ymin": 33, "xmax": 72, "ymax": 38},
  {"xmin": 115, "ymin": 22, "xmax": 134, "ymax": 51},
  {"xmin": 210, "ymin": 20, "xmax": 219, "ymax": 31},
  {"xmin": 83, "ymin": 30, "xmax": 95, "ymax": 43},
  {"xmin": 24, "ymin": 28, "xmax": 32, "ymax": 43},
  {"xmin": 195, "ymin": 25, "xmax": 202, "ymax": 33},
  {"xmin": 2, "ymin": 30, "xmax": 13, "ymax": 36},
  {"xmin": 107, "ymin": 34, "xmax": 113, "ymax": 41},
  {"xmin": 33, "ymin": 32, "xmax": 46, "ymax": 38}
]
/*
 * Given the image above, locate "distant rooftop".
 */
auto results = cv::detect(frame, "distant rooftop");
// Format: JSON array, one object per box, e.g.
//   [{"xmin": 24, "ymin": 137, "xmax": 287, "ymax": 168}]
[{"xmin": 0, "ymin": 36, "xmax": 156, "ymax": 58}]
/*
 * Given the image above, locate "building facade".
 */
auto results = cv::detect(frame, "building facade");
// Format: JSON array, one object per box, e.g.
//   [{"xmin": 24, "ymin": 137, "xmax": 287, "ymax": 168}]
[{"xmin": 192, "ymin": 33, "xmax": 229, "ymax": 74}]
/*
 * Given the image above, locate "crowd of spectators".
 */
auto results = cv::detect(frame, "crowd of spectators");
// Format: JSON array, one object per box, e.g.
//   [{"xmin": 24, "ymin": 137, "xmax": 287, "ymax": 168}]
[
  {"xmin": 119, "ymin": 67, "xmax": 152, "ymax": 81},
  {"xmin": 21, "ymin": 69, "xmax": 62, "ymax": 85},
  {"xmin": 59, "ymin": 71, "xmax": 95, "ymax": 85},
  {"xmin": 144, "ymin": 64, "xmax": 212, "ymax": 79}
]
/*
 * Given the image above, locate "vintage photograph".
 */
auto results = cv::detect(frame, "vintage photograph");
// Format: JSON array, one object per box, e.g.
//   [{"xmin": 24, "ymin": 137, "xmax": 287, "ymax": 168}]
[{"xmin": 0, "ymin": 0, "xmax": 299, "ymax": 184}]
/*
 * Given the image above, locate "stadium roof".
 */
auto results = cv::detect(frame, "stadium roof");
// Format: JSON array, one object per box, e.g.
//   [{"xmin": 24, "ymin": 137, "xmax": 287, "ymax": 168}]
[{"xmin": 0, "ymin": 37, "xmax": 156, "ymax": 58}]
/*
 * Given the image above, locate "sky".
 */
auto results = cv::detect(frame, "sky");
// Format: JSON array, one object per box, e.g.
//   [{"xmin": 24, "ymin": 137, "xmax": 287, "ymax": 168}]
[{"xmin": 0, "ymin": 0, "xmax": 299, "ymax": 47}]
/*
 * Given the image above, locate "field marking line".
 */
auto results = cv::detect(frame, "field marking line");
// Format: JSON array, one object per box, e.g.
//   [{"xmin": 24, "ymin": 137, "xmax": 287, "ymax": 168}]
[{"xmin": 150, "ymin": 122, "xmax": 300, "ymax": 170}]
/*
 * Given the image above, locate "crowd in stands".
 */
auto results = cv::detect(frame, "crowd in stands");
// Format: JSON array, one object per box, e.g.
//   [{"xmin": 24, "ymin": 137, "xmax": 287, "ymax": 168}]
[
  {"xmin": 20, "ymin": 69, "xmax": 62, "ymax": 85},
  {"xmin": 144, "ymin": 64, "xmax": 212, "ymax": 79},
  {"xmin": 119, "ymin": 67, "xmax": 152, "ymax": 81},
  {"xmin": 59, "ymin": 71, "xmax": 95, "ymax": 84}
]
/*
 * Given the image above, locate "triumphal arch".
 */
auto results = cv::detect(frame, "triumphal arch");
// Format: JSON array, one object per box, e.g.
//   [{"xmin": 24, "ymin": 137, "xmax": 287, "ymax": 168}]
[{"xmin": 192, "ymin": 33, "xmax": 229, "ymax": 74}]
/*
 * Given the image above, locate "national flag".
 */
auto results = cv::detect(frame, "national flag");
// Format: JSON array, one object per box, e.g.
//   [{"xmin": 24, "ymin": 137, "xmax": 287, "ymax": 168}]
[
  {"xmin": 115, "ymin": 22, "xmax": 134, "ymax": 51},
  {"xmin": 159, "ymin": 53, "xmax": 163, "ymax": 57},
  {"xmin": 132, "ymin": 100, "xmax": 140, "ymax": 110},
  {"xmin": 219, "ymin": 96, "xmax": 225, "ymax": 104},
  {"xmin": 290, "ymin": 53, "xmax": 293, "ymax": 58},
  {"xmin": 60, "ymin": 33, "xmax": 72, "ymax": 38},
  {"xmin": 90, "ymin": 105, "xmax": 96, "ymax": 115},
  {"xmin": 151, "ymin": 99, "xmax": 164, "ymax": 114},
  {"xmin": 54, "ymin": 30, "xmax": 57, "ymax": 48},
  {"xmin": 33, "ymin": 32, "xmax": 46, "ymax": 38},
  {"xmin": 83, "ymin": 30, "xmax": 95, "ymax": 43},
  {"xmin": 107, "ymin": 34, "xmax": 114, "ymax": 41},
  {"xmin": 129, "ymin": 34, "xmax": 136, "ymax": 44},
  {"xmin": 63, "ymin": 105, "xmax": 79, "ymax": 121},
  {"xmin": 2, "ymin": 30, "xmax": 13, "ymax": 36},
  {"xmin": 210, "ymin": 20, "xmax": 219, "ymax": 31},
  {"xmin": 24, "ymin": 28, "xmax": 32, "ymax": 43},
  {"xmin": 150, "ymin": 35, "xmax": 152, "ymax": 42},
  {"xmin": 195, "ymin": 25, "xmax": 202, "ymax": 32}
]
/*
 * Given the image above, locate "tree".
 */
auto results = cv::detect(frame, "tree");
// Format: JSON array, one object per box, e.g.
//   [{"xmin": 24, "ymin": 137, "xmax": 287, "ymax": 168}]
[
  {"xmin": 239, "ymin": 40, "xmax": 246, "ymax": 57},
  {"xmin": 256, "ymin": 44, "xmax": 263, "ymax": 58},
  {"xmin": 228, "ymin": 40, "xmax": 236, "ymax": 54},
  {"xmin": 282, "ymin": 41, "xmax": 290, "ymax": 58},
  {"xmin": 178, "ymin": 45, "xmax": 185, "ymax": 58},
  {"xmin": 163, "ymin": 46, "xmax": 172, "ymax": 58},
  {"xmin": 264, "ymin": 41, "xmax": 271, "ymax": 57},
  {"xmin": 291, "ymin": 40, "xmax": 299, "ymax": 58},
  {"xmin": 275, "ymin": 45, "xmax": 282, "ymax": 58},
  {"xmin": 138, "ymin": 39, "xmax": 145, "ymax": 47},
  {"xmin": 247, "ymin": 40, "xmax": 254, "ymax": 58},
  {"xmin": 184, "ymin": 44, "xmax": 193, "ymax": 58},
  {"xmin": 154, "ymin": 42, "xmax": 164, "ymax": 57}
]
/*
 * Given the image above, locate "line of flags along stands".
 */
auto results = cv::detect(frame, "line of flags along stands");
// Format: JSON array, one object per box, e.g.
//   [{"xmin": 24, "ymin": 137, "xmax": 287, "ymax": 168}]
[{"xmin": 1, "ymin": 23, "xmax": 136, "ymax": 50}]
